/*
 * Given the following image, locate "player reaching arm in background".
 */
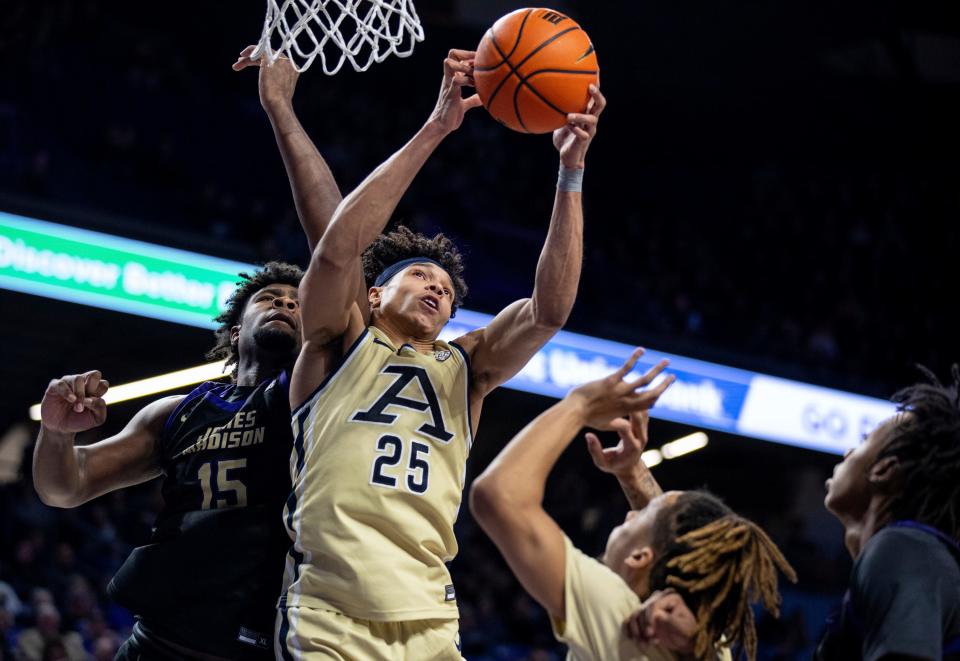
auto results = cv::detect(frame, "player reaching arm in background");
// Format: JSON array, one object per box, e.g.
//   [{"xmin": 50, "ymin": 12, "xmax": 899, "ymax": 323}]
[{"xmin": 471, "ymin": 350, "xmax": 797, "ymax": 661}]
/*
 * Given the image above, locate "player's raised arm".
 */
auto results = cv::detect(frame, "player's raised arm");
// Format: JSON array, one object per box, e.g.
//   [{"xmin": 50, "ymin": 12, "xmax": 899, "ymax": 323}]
[
  {"xmin": 296, "ymin": 49, "xmax": 482, "ymax": 344},
  {"xmin": 234, "ymin": 46, "xmax": 372, "ymax": 319},
  {"xmin": 32, "ymin": 371, "xmax": 173, "ymax": 508},
  {"xmin": 457, "ymin": 85, "xmax": 605, "ymax": 399},
  {"xmin": 233, "ymin": 46, "xmax": 343, "ymax": 255},
  {"xmin": 587, "ymin": 409, "xmax": 665, "ymax": 511},
  {"xmin": 470, "ymin": 351, "xmax": 672, "ymax": 618}
]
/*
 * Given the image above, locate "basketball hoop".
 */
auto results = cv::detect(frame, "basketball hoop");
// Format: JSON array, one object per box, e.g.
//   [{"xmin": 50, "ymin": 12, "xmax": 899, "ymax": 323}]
[{"xmin": 250, "ymin": 0, "xmax": 425, "ymax": 75}]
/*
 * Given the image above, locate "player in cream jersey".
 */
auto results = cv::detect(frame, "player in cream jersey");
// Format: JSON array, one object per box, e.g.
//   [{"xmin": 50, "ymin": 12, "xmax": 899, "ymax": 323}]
[
  {"xmin": 471, "ymin": 351, "xmax": 796, "ymax": 661},
  {"xmin": 277, "ymin": 48, "xmax": 606, "ymax": 659},
  {"xmin": 285, "ymin": 326, "xmax": 472, "ymax": 620}
]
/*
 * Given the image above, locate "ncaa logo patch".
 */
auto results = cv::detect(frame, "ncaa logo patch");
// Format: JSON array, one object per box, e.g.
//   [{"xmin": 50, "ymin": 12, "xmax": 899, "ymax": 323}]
[{"xmin": 434, "ymin": 350, "xmax": 452, "ymax": 362}]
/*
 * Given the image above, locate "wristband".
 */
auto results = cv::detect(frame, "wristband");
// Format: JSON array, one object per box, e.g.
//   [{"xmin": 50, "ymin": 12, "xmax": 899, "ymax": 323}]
[{"xmin": 557, "ymin": 166, "xmax": 584, "ymax": 192}]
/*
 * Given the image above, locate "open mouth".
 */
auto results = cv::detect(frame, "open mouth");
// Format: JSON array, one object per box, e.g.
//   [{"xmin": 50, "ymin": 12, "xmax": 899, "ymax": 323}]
[
  {"xmin": 266, "ymin": 312, "xmax": 296, "ymax": 329},
  {"xmin": 420, "ymin": 296, "xmax": 439, "ymax": 312}
]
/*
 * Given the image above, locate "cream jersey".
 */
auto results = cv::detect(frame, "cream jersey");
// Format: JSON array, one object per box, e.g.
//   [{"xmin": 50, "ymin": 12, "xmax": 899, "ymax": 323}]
[
  {"xmin": 551, "ymin": 536, "xmax": 732, "ymax": 661},
  {"xmin": 281, "ymin": 326, "xmax": 473, "ymax": 621},
  {"xmin": 552, "ymin": 536, "xmax": 677, "ymax": 661}
]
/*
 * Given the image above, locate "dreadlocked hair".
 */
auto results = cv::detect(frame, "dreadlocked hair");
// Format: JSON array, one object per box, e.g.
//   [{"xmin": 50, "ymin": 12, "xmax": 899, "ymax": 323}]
[
  {"xmin": 881, "ymin": 364, "xmax": 960, "ymax": 540},
  {"xmin": 648, "ymin": 491, "xmax": 797, "ymax": 661},
  {"xmin": 206, "ymin": 261, "xmax": 304, "ymax": 380},
  {"xmin": 362, "ymin": 226, "xmax": 468, "ymax": 313}
]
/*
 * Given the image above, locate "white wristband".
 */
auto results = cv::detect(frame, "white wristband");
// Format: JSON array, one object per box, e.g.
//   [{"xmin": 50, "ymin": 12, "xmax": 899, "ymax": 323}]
[{"xmin": 558, "ymin": 166, "xmax": 584, "ymax": 192}]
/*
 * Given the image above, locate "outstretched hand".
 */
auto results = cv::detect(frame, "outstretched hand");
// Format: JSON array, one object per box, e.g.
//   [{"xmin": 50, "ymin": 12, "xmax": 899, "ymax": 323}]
[
  {"xmin": 40, "ymin": 371, "xmax": 110, "ymax": 434},
  {"xmin": 232, "ymin": 45, "xmax": 300, "ymax": 110},
  {"xmin": 427, "ymin": 49, "xmax": 483, "ymax": 134},
  {"xmin": 586, "ymin": 410, "xmax": 651, "ymax": 477},
  {"xmin": 554, "ymin": 84, "xmax": 606, "ymax": 169},
  {"xmin": 569, "ymin": 348, "xmax": 674, "ymax": 430},
  {"xmin": 623, "ymin": 589, "xmax": 698, "ymax": 652}
]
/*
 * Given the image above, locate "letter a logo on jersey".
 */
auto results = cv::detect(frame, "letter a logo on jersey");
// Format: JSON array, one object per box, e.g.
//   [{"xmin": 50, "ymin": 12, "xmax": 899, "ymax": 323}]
[{"xmin": 351, "ymin": 365, "xmax": 454, "ymax": 443}]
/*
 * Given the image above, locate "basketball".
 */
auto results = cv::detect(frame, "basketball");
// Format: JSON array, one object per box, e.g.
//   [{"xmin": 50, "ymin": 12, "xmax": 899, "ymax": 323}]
[{"xmin": 473, "ymin": 8, "xmax": 599, "ymax": 134}]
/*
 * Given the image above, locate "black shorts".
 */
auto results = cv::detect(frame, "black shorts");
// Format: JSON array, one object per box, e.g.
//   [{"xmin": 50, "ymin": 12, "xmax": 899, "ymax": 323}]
[
  {"xmin": 114, "ymin": 621, "xmax": 268, "ymax": 661},
  {"xmin": 114, "ymin": 622, "xmax": 208, "ymax": 661},
  {"xmin": 113, "ymin": 624, "xmax": 183, "ymax": 661}
]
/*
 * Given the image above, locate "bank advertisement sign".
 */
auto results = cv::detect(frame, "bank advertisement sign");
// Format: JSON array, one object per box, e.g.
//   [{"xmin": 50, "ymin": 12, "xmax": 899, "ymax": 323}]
[{"xmin": 0, "ymin": 211, "xmax": 248, "ymax": 328}]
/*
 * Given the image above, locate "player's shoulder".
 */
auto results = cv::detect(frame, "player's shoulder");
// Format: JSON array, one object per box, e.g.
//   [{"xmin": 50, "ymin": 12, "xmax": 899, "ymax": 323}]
[
  {"xmin": 138, "ymin": 394, "xmax": 187, "ymax": 424},
  {"xmin": 450, "ymin": 327, "xmax": 484, "ymax": 357},
  {"xmin": 855, "ymin": 524, "xmax": 958, "ymax": 585}
]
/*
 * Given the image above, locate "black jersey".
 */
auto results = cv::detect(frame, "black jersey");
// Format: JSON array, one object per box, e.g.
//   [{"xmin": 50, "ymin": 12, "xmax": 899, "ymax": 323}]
[
  {"xmin": 108, "ymin": 372, "xmax": 293, "ymax": 660},
  {"xmin": 816, "ymin": 521, "xmax": 960, "ymax": 661}
]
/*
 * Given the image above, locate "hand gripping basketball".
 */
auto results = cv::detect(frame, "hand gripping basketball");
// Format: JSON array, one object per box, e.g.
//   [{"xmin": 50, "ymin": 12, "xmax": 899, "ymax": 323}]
[
  {"xmin": 554, "ymin": 84, "xmax": 605, "ymax": 169},
  {"xmin": 426, "ymin": 49, "xmax": 483, "ymax": 135},
  {"xmin": 40, "ymin": 371, "xmax": 110, "ymax": 434}
]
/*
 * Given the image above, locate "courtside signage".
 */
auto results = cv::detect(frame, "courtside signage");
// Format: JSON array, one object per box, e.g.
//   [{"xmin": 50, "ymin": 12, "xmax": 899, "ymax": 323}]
[
  {"xmin": 1, "ymin": 211, "xmax": 896, "ymax": 453},
  {"xmin": 441, "ymin": 311, "xmax": 896, "ymax": 454},
  {"xmin": 0, "ymin": 212, "xmax": 249, "ymax": 328}
]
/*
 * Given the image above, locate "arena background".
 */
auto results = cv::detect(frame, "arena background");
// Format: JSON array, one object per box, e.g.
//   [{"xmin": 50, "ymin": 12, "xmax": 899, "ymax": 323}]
[{"xmin": 1, "ymin": 1, "xmax": 958, "ymax": 658}]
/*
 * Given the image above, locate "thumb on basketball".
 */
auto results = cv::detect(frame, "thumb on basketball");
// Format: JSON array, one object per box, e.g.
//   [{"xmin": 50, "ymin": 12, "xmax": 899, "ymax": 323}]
[{"xmin": 463, "ymin": 94, "xmax": 483, "ymax": 111}]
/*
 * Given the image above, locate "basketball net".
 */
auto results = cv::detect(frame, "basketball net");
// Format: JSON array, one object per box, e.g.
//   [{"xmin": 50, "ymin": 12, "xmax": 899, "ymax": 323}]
[{"xmin": 251, "ymin": 0, "xmax": 425, "ymax": 75}]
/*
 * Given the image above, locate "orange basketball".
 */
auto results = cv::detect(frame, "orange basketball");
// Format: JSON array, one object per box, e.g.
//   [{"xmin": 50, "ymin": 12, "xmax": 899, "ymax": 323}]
[{"xmin": 474, "ymin": 8, "xmax": 599, "ymax": 134}]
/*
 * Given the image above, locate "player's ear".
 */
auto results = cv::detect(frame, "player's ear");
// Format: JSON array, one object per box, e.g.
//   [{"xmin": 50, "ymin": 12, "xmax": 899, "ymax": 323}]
[
  {"xmin": 868, "ymin": 455, "xmax": 901, "ymax": 492},
  {"xmin": 230, "ymin": 324, "xmax": 241, "ymax": 346},
  {"xmin": 368, "ymin": 286, "xmax": 382, "ymax": 311},
  {"xmin": 624, "ymin": 546, "xmax": 655, "ymax": 575}
]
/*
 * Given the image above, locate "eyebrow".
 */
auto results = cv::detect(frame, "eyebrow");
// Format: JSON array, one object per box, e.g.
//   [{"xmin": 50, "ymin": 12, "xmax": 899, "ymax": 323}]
[{"xmin": 412, "ymin": 265, "xmax": 454, "ymax": 292}]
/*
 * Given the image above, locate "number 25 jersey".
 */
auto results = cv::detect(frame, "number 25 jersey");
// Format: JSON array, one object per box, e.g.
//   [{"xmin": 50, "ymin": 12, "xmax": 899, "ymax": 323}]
[{"xmin": 282, "ymin": 326, "xmax": 472, "ymax": 621}]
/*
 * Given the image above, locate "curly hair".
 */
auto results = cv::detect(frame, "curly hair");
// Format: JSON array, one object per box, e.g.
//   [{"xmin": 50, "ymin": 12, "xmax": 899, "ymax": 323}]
[
  {"xmin": 648, "ymin": 491, "xmax": 797, "ymax": 661},
  {"xmin": 361, "ymin": 226, "xmax": 468, "ymax": 313},
  {"xmin": 206, "ymin": 261, "xmax": 304, "ymax": 379},
  {"xmin": 880, "ymin": 364, "xmax": 960, "ymax": 540}
]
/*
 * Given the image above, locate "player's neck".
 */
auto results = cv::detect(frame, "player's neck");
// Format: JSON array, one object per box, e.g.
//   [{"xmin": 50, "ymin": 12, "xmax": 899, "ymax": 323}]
[
  {"xmin": 235, "ymin": 354, "xmax": 287, "ymax": 386},
  {"xmin": 373, "ymin": 318, "xmax": 436, "ymax": 354},
  {"xmin": 842, "ymin": 498, "xmax": 888, "ymax": 559}
]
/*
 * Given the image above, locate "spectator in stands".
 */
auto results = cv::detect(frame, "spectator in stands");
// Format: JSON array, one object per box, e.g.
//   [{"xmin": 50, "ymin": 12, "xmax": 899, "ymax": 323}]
[{"xmin": 14, "ymin": 602, "xmax": 85, "ymax": 661}]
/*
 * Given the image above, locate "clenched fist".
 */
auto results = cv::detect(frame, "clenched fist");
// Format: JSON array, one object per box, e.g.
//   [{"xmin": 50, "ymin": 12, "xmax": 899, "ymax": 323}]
[{"xmin": 40, "ymin": 371, "xmax": 110, "ymax": 434}]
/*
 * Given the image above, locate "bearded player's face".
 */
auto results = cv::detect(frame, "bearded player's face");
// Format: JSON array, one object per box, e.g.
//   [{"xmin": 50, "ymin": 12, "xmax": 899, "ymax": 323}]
[
  {"xmin": 235, "ymin": 284, "xmax": 302, "ymax": 362},
  {"xmin": 373, "ymin": 264, "xmax": 455, "ymax": 338}
]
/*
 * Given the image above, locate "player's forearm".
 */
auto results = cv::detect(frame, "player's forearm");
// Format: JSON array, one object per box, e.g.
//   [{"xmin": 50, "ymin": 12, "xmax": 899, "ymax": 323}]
[
  {"xmin": 529, "ymin": 189, "xmax": 583, "ymax": 329},
  {"xmin": 473, "ymin": 396, "xmax": 587, "ymax": 514},
  {"xmin": 318, "ymin": 122, "xmax": 447, "ymax": 266},
  {"xmin": 266, "ymin": 104, "xmax": 343, "ymax": 252},
  {"xmin": 32, "ymin": 427, "xmax": 83, "ymax": 507},
  {"xmin": 616, "ymin": 463, "xmax": 664, "ymax": 510}
]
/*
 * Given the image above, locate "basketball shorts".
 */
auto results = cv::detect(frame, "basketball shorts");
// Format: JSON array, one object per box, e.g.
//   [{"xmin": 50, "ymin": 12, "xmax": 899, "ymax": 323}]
[{"xmin": 275, "ymin": 605, "xmax": 464, "ymax": 661}]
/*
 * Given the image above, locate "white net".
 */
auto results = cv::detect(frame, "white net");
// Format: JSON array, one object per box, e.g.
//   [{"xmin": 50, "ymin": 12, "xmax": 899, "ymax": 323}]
[{"xmin": 251, "ymin": 0, "xmax": 425, "ymax": 75}]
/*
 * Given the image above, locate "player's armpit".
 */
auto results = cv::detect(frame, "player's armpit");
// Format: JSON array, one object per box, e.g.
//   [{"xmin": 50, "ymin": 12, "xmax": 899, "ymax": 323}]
[
  {"xmin": 469, "ymin": 484, "xmax": 567, "ymax": 618},
  {"xmin": 290, "ymin": 304, "xmax": 365, "ymax": 412},
  {"xmin": 70, "ymin": 395, "xmax": 179, "ymax": 505},
  {"xmin": 457, "ymin": 298, "xmax": 560, "ymax": 398}
]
